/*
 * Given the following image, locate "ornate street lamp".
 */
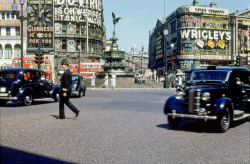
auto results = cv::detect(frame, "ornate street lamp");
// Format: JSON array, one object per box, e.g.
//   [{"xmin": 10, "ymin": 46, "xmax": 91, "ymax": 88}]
[
  {"xmin": 170, "ymin": 43, "xmax": 174, "ymax": 73},
  {"xmin": 163, "ymin": 30, "xmax": 169, "ymax": 88},
  {"xmin": 37, "ymin": 32, "xmax": 42, "ymax": 69},
  {"xmin": 78, "ymin": 45, "xmax": 81, "ymax": 74},
  {"xmin": 12, "ymin": 0, "xmax": 32, "ymax": 68}
]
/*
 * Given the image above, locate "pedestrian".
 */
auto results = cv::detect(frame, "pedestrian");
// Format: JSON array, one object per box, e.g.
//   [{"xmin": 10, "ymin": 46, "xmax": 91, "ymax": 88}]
[
  {"xmin": 91, "ymin": 73, "xmax": 95, "ymax": 88},
  {"xmin": 104, "ymin": 73, "xmax": 108, "ymax": 88},
  {"xmin": 59, "ymin": 60, "xmax": 80, "ymax": 119},
  {"xmin": 111, "ymin": 72, "xmax": 116, "ymax": 89}
]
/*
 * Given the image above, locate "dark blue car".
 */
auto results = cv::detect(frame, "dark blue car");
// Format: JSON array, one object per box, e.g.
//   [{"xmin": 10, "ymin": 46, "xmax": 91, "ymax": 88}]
[
  {"xmin": 71, "ymin": 74, "xmax": 86, "ymax": 97},
  {"xmin": 0, "ymin": 68, "xmax": 60, "ymax": 106},
  {"xmin": 164, "ymin": 66, "xmax": 250, "ymax": 132}
]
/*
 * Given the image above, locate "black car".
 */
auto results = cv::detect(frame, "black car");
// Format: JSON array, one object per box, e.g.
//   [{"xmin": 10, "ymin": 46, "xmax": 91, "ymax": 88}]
[
  {"xmin": 0, "ymin": 68, "xmax": 60, "ymax": 106},
  {"xmin": 71, "ymin": 74, "xmax": 86, "ymax": 97},
  {"xmin": 164, "ymin": 66, "xmax": 250, "ymax": 132}
]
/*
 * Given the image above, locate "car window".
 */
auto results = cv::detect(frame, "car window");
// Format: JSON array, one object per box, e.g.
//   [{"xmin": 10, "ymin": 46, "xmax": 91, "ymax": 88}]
[
  {"xmin": 0, "ymin": 72, "xmax": 16, "ymax": 80},
  {"xmin": 192, "ymin": 71, "xmax": 228, "ymax": 81},
  {"xmin": 23, "ymin": 71, "xmax": 31, "ymax": 81}
]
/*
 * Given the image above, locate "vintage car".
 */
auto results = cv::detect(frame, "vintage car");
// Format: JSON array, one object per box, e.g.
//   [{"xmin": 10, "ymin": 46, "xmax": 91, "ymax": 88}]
[
  {"xmin": 71, "ymin": 73, "xmax": 86, "ymax": 97},
  {"xmin": 164, "ymin": 66, "xmax": 250, "ymax": 132},
  {"xmin": 0, "ymin": 68, "xmax": 60, "ymax": 106}
]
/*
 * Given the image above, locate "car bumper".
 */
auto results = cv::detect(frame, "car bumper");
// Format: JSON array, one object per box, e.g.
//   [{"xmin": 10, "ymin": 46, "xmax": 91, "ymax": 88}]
[
  {"xmin": 167, "ymin": 110, "xmax": 217, "ymax": 122},
  {"xmin": 70, "ymin": 91, "xmax": 79, "ymax": 96},
  {"xmin": 0, "ymin": 96, "xmax": 18, "ymax": 101}
]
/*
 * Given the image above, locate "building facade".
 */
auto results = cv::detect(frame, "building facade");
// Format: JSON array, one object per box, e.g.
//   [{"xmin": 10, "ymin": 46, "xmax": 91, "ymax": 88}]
[
  {"xmin": 53, "ymin": 0, "xmax": 105, "ymax": 71},
  {"xmin": 230, "ymin": 9, "xmax": 250, "ymax": 68},
  {"xmin": 148, "ymin": 0, "xmax": 249, "ymax": 75},
  {"xmin": 0, "ymin": 0, "xmax": 25, "ymax": 69},
  {"xmin": 130, "ymin": 44, "xmax": 149, "ymax": 73}
]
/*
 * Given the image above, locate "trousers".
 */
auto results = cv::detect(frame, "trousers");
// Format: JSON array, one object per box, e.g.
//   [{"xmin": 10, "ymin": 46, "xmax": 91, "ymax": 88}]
[{"xmin": 59, "ymin": 93, "xmax": 78, "ymax": 118}]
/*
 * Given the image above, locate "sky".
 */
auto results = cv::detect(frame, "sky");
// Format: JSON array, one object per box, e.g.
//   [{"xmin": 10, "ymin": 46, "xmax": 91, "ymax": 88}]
[{"xmin": 102, "ymin": 0, "xmax": 250, "ymax": 53}]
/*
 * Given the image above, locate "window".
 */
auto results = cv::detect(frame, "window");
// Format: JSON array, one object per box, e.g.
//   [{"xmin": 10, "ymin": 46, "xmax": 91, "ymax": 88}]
[
  {"xmin": 4, "ymin": 44, "xmax": 12, "ymax": 59},
  {"xmin": 0, "ymin": 45, "xmax": 3, "ymax": 58},
  {"xmin": 6, "ymin": 27, "xmax": 10, "ymax": 36},
  {"xmin": 16, "ymin": 27, "xmax": 20, "ymax": 35},
  {"xmin": 6, "ymin": 12, "xmax": 10, "ymax": 19},
  {"xmin": 14, "ymin": 45, "xmax": 21, "ymax": 57},
  {"xmin": 62, "ymin": 39, "xmax": 67, "ymax": 50},
  {"xmin": 62, "ymin": 24, "xmax": 67, "ymax": 31},
  {"xmin": 2, "ymin": 12, "xmax": 5, "ymax": 19}
]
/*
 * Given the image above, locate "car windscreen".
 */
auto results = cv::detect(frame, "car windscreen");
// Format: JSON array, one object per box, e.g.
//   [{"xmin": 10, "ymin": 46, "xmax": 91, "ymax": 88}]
[
  {"xmin": 0, "ymin": 72, "xmax": 17, "ymax": 80},
  {"xmin": 72, "ymin": 76, "xmax": 78, "ymax": 81},
  {"xmin": 191, "ymin": 71, "xmax": 228, "ymax": 82}
]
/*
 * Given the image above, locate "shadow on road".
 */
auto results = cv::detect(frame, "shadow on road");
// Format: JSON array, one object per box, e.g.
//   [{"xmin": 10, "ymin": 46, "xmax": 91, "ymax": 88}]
[
  {"xmin": 157, "ymin": 119, "xmax": 247, "ymax": 133},
  {"xmin": 1, "ymin": 146, "xmax": 71, "ymax": 164},
  {"xmin": 4, "ymin": 100, "xmax": 55, "ymax": 108}
]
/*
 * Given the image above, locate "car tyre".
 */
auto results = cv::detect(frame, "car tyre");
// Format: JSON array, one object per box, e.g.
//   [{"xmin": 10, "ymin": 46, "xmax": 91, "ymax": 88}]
[
  {"xmin": 217, "ymin": 107, "xmax": 230, "ymax": 132},
  {"xmin": 54, "ymin": 92, "xmax": 60, "ymax": 102},
  {"xmin": 168, "ymin": 116, "xmax": 180, "ymax": 129},
  {"xmin": 23, "ymin": 93, "xmax": 33, "ymax": 106}
]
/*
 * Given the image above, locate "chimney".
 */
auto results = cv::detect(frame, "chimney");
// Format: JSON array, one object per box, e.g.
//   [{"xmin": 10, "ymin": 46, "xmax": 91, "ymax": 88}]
[
  {"xmin": 193, "ymin": 0, "xmax": 198, "ymax": 6},
  {"xmin": 210, "ymin": 2, "xmax": 217, "ymax": 8}
]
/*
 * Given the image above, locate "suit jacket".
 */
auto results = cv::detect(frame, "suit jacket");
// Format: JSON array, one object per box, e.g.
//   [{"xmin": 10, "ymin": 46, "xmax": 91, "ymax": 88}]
[{"xmin": 61, "ymin": 69, "xmax": 72, "ymax": 93}]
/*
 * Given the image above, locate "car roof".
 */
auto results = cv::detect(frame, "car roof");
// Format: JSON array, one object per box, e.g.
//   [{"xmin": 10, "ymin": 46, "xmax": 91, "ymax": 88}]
[
  {"xmin": 185, "ymin": 66, "xmax": 249, "ymax": 72},
  {"xmin": 0, "ymin": 68, "xmax": 45, "ymax": 72},
  {"xmin": 72, "ymin": 73, "xmax": 83, "ymax": 77}
]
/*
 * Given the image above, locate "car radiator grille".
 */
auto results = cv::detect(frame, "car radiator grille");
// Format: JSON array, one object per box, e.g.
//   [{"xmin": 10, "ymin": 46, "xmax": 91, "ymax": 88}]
[{"xmin": 187, "ymin": 89, "xmax": 201, "ymax": 114}]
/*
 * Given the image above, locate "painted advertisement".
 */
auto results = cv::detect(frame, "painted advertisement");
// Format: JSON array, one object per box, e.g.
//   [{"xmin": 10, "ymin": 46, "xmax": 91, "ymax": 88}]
[
  {"xmin": 54, "ymin": 0, "xmax": 103, "ymax": 26},
  {"xmin": 155, "ymin": 31, "xmax": 164, "ymax": 60},
  {"xmin": 179, "ymin": 15, "xmax": 231, "ymax": 57},
  {"xmin": 26, "ymin": 0, "xmax": 53, "ymax": 51}
]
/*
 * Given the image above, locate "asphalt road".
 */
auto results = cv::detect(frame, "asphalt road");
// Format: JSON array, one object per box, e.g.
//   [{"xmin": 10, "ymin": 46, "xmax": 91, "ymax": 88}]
[{"xmin": 1, "ymin": 89, "xmax": 249, "ymax": 164}]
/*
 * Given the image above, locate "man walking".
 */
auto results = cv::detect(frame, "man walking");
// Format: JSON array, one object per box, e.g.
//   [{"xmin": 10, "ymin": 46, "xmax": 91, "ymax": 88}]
[{"xmin": 59, "ymin": 60, "xmax": 80, "ymax": 119}]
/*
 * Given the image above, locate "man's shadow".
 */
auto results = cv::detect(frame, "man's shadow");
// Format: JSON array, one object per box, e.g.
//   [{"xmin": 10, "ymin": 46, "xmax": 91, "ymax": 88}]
[{"xmin": 50, "ymin": 115, "xmax": 76, "ymax": 120}]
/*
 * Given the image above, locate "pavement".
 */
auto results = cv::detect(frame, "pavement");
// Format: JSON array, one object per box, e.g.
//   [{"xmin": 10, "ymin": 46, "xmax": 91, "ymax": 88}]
[{"xmin": 84, "ymin": 78, "xmax": 168, "ymax": 89}]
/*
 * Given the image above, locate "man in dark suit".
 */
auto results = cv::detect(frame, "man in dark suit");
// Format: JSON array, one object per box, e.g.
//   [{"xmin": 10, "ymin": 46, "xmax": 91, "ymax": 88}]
[{"xmin": 59, "ymin": 60, "xmax": 80, "ymax": 119}]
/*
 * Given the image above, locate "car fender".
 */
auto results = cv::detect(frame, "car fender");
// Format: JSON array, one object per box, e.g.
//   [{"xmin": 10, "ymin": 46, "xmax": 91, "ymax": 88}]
[
  {"xmin": 164, "ymin": 96, "xmax": 185, "ymax": 115},
  {"xmin": 49, "ymin": 86, "xmax": 60, "ymax": 97},
  {"xmin": 213, "ymin": 98, "xmax": 233, "ymax": 115},
  {"xmin": 18, "ymin": 87, "xmax": 34, "ymax": 100}
]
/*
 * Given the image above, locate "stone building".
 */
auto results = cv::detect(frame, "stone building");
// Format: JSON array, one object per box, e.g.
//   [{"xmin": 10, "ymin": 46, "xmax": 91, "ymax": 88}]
[
  {"xmin": 53, "ymin": 0, "xmax": 105, "ymax": 72},
  {"xmin": 148, "ymin": 0, "xmax": 250, "ymax": 75},
  {"xmin": 0, "ymin": 0, "xmax": 25, "ymax": 69}
]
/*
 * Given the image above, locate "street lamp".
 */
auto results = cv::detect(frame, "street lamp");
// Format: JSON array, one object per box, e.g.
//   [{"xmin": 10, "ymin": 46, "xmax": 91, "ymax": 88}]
[
  {"xmin": 78, "ymin": 44, "xmax": 81, "ymax": 74},
  {"xmin": 163, "ymin": 30, "xmax": 169, "ymax": 88},
  {"xmin": 37, "ymin": 32, "xmax": 42, "ymax": 69},
  {"xmin": 12, "ymin": 0, "xmax": 32, "ymax": 68},
  {"xmin": 170, "ymin": 43, "xmax": 174, "ymax": 73}
]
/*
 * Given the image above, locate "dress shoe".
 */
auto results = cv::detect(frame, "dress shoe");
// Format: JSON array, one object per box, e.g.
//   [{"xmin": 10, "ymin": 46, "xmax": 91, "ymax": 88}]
[
  {"xmin": 58, "ymin": 116, "xmax": 65, "ymax": 119},
  {"xmin": 75, "ymin": 111, "xmax": 80, "ymax": 118}
]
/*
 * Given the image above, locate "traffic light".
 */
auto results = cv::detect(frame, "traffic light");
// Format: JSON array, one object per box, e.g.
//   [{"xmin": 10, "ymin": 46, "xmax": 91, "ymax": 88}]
[
  {"xmin": 235, "ymin": 56, "xmax": 240, "ymax": 66},
  {"xmin": 35, "ymin": 50, "xmax": 44, "ymax": 68},
  {"xmin": 235, "ymin": 56, "xmax": 243, "ymax": 67}
]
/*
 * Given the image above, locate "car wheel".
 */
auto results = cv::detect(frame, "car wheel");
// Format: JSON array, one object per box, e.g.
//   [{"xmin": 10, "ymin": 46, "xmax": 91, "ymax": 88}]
[
  {"xmin": 168, "ymin": 116, "xmax": 180, "ymax": 129},
  {"xmin": 23, "ymin": 93, "xmax": 33, "ymax": 106},
  {"xmin": 54, "ymin": 92, "xmax": 60, "ymax": 102},
  {"xmin": 217, "ymin": 107, "xmax": 230, "ymax": 132}
]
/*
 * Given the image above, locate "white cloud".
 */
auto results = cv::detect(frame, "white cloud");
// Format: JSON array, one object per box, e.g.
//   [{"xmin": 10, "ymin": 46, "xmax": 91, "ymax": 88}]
[{"xmin": 139, "ymin": 9, "xmax": 151, "ymax": 14}]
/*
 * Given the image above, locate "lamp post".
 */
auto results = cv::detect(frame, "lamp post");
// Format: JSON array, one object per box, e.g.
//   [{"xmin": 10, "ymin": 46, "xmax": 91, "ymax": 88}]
[
  {"xmin": 12, "ymin": 0, "xmax": 32, "ymax": 68},
  {"xmin": 37, "ymin": 32, "xmax": 42, "ymax": 69},
  {"xmin": 163, "ymin": 30, "xmax": 169, "ymax": 88},
  {"xmin": 170, "ymin": 43, "xmax": 174, "ymax": 73},
  {"xmin": 78, "ymin": 44, "xmax": 81, "ymax": 74}
]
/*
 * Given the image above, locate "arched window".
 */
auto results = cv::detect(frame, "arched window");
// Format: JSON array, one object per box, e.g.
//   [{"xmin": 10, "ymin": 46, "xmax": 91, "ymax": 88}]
[
  {"xmin": 14, "ymin": 45, "xmax": 21, "ymax": 57},
  {"xmin": 4, "ymin": 44, "xmax": 12, "ymax": 59},
  {"xmin": 0, "ymin": 45, "xmax": 3, "ymax": 58}
]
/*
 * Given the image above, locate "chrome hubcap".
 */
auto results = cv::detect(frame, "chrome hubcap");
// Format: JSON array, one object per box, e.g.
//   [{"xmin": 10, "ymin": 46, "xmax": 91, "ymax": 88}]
[{"xmin": 25, "ymin": 96, "xmax": 31, "ymax": 103}]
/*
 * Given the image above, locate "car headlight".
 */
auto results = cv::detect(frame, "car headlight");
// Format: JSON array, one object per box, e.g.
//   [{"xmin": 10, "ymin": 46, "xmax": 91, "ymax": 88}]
[
  {"xmin": 202, "ymin": 92, "xmax": 210, "ymax": 101},
  {"xmin": 174, "ymin": 91, "xmax": 185, "ymax": 100}
]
